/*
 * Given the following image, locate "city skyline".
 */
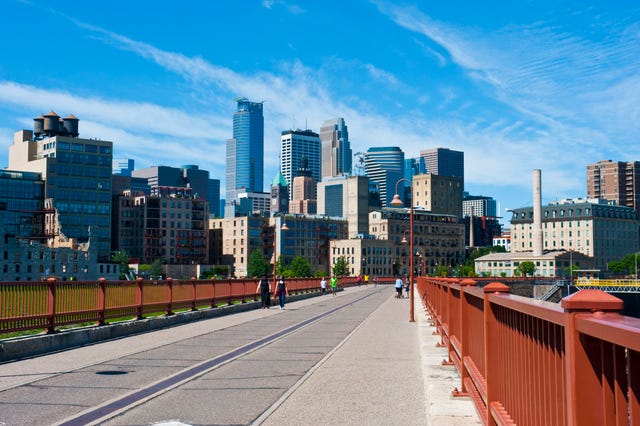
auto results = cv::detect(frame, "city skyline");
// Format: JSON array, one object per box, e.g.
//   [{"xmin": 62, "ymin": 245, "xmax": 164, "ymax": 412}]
[{"xmin": 1, "ymin": 1, "xmax": 639, "ymax": 215}]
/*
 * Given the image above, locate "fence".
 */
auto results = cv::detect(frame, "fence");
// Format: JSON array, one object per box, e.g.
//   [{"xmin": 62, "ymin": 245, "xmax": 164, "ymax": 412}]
[
  {"xmin": 0, "ymin": 276, "xmax": 359, "ymax": 335},
  {"xmin": 417, "ymin": 276, "xmax": 640, "ymax": 426}
]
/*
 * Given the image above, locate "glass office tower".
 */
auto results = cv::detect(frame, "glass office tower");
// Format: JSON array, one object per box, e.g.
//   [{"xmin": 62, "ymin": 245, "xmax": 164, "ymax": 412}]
[
  {"xmin": 225, "ymin": 98, "xmax": 264, "ymax": 217},
  {"xmin": 365, "ymin": 146, "xmax": 405, "ymax": 207}
]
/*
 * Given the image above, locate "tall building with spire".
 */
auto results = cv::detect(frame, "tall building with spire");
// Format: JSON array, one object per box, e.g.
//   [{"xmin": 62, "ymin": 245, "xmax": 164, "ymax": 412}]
[
  {"xmin": 320, "ymin": 118, "xmax": 352, "ymax": 179},
  {"xmin": 290, "ymin": 157, "xmax": 317, "ymax": 214},
  {"xmin": 225, "ymin": 98, "xmax": 264, "ymax": 217},
  {"xmin": 270, "ymin": 172, "xmax": 289, "ymax": 214}
]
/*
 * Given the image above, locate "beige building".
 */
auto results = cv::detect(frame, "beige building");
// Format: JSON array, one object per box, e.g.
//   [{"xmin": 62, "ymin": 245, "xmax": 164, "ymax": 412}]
[
  {"xmin": 508, "ymin": 198, "xmax": 639, "ymax": 271},
  {"xmin": 209, "ymin": 214, "xmax": 348, "ymax": 278},
  {"xmin": 209, "ymin": 215, "xmax": 270, "ymax": 278},
  {"xmin": 368, "ymin": 208, "xmax": 466, "ymax": 275},
  {"xmin": 330, "ymin": 238, "xmax": 394, "ymax": 277},
  {"xmin": 290, "ymin": 175, "xmax": 317, "ymax": 214},
  {"xmin": 474, "ymin": 250, "xmax": 594, "ymax": 278},
  {"xmin": 317, "ymin": 175, "xmax": 369, "ymax": 237},
  {"xmin": 587, "ymin": 160, "xmax": 640, "ymax": 213},
  {"xmin": 412, "ymin": 174, "xmax": 463, "ymax": 218}
]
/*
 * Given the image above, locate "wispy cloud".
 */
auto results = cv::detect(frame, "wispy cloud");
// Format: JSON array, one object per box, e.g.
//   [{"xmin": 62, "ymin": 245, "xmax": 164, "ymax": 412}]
[
  {"xmin": 262, "ymin": 0, "xmax": 306, "ymax": 15},
  {"xmin": 363, "ymin": 64, "xmax": 399, "ymax": 86},
  {"xmin": 5, "ymin": 2, "xmax": 629, "ymax": 211},
  {"xmin": 374, "ymin": 1, "xmax": 640, "ymax": 145}
]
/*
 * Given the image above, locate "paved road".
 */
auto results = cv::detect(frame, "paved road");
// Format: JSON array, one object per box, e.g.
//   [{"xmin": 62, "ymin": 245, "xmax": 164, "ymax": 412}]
[{"xmin": 0, "ymin": 285, "xmax": 479, "ymax": 425}]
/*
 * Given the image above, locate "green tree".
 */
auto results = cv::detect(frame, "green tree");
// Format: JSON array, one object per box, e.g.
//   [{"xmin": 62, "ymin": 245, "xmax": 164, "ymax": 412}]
[
  {"xmin": 111, "ymin": 250, "xmax": 130, "ymax": 279},
  {"xmin": 247, "ymin": 249, "xmax": 268, "ymax": 278},
  {"xmin": 434, "ymin": 265, "xmax": 450, "ymax": 277},
  {"xmin": 149, "ymin": 259, "xmax": 164, "ymax": 279},
  {"xmin": 565, "ymin": 263, "xmax": 580, "ymax": 278},
  {"xmin": 332, "ymin": 256, "xmax": 349, "ymax": 277},
  {"xmin": 516, "ymin": 261, "xmax": 536, "ymax": 277},
  {"xmin": 289, "ymin": 255, "xmax": 312, "ymax": 277},
  {"xmin": 200, "ymin": 265, "xmax": 230, "ymax": 279},
  {"xmin": 275, "ymin": 255, "xmax": 287, "ymax": 277},
  {"xmin": 607, "ymin": 252, "xmax": 639, "ymax": 276}
]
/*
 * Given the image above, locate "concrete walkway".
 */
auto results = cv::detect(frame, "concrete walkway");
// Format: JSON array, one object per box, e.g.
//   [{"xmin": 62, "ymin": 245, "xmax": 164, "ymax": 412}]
[
  {"xmin": 0, "ymin": 285, "xmax": 480, "ymax": 425},
  {"xmin": 256, "ymin": 288, "xmax": 480, "ymax": 425}
]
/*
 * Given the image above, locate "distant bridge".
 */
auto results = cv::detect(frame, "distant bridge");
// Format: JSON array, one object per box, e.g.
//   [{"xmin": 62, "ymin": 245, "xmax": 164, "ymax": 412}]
[{"xmin": 575, "ymin": 278, "xmax": 640, "ymax": 293}]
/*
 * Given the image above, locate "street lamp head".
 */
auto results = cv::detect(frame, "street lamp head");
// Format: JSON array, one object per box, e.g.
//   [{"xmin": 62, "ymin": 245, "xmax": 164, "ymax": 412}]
[
  {"xmin": 390, "ymin": 194, "xmax": 404, "ymax": 207},
  {"xmin": 401, "ymin": 235, "xmax": 408, "ymax": 244},
  {"xmin": 281, "ymin": 222, "xmax": 289, "ymax": 231}
]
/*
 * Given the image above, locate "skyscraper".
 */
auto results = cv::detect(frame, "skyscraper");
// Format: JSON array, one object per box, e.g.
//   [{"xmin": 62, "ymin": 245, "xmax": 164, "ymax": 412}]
[
  {"xmin": 364, "ymin": 146, "xmax": 405, "ymax": 207},
  {"xmin": 420, "ymin": 148, "xmax": 464, "ymax": 188},
  {"xmin": 587, "ymin": 160, "xmax": 640, "ymax": 213},
  {"xmin": 280, "ymin": 129, "xmax": 321, "ymax": 193},
  {"xmin": 320, "ymin": 118, "xmax": 352, "ymax": 179},
  {"xmin": 226, "ymin": 98, "xmax": 264, "ymax": 217}
]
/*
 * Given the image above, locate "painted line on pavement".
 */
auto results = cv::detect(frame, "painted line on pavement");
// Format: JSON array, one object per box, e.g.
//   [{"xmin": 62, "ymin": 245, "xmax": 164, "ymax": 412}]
[{"xmin": 55, "ymin": 291, "xmax": 379, "ymax": 426}]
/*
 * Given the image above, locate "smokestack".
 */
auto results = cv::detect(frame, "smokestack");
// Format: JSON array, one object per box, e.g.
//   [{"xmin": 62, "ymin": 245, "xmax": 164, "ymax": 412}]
[
  {"xmin": 533, "ymin": 169, "xmax": 543, "ymax": 257},
  {"xmin": 469, "ymin": 206, "xmax": 474, "ymax": 248}
]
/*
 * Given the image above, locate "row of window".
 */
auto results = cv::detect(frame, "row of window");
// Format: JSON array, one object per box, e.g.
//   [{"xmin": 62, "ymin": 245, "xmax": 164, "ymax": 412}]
[
  {"xmin": 4, "ymin": 250, "xmax": 87, "ymax": 261},
  {"xmin": 55, "ymin": 141, "xmax": 112, "ymax": 154}
]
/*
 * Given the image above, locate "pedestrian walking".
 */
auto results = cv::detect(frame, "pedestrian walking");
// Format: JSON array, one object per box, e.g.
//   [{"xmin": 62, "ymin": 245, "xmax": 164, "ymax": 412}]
[
  {"xmin": 257, "ymin": 274, "xmax": 271, "ymax": 309},
  {"xmin": 395, "ymin": 276, "xmax": 403, "ymax": 298},
  {"xmin": 329, "ymin": 275, "xmax": 338, "ymax": 296},
  {"xmin": 275, "ymin": 275, "xmax": 288, "ymax": 309},
  {"xmin": 357, "ymin": 274, "xmax": 363, "ymax": 286},
  {"xmin": 373, "ymin": 276, "xmax": 378, "ymax": 287},
  {"xmin": 404, "ymin": 276, "xmax": 410, "ymax": 298},
  {"xmin": 320, "ymin": 276, "xmax": 327, "ymax": 294}
]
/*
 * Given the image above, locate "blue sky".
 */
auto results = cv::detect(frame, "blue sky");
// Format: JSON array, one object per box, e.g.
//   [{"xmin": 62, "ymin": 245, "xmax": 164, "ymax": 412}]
[{"xmin": 1, "ymin": 0, "xmax": 639, "ymax": 219}]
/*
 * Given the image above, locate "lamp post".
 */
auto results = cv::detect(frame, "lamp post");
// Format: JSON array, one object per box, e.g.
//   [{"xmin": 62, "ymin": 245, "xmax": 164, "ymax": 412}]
[
  {"xmin": 415, "ymin": 248, "xmax": 425, "ymax": 277},
  {"xmin": 391, "ymin": 177, "xmax": 414, "ymax": 323},
  {"xmin": 272, "ymin": 216, "xmax": 289, "ymax": 289}
]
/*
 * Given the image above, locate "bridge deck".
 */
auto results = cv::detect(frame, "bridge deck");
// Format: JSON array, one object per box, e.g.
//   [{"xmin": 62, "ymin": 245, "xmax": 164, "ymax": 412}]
[{"xmin": 0, "ymin": 285, "xmax": 479, "ymax": 426}]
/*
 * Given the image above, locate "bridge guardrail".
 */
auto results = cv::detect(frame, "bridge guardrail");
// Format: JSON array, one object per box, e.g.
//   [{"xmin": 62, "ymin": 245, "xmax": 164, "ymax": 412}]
[
  {"xmin": 0, "ymin": 276, "xmax": 369, "ymax": 335},
  {"xmin": 417, "ymin": 276, "xmax": 640, "ymax": 426}
]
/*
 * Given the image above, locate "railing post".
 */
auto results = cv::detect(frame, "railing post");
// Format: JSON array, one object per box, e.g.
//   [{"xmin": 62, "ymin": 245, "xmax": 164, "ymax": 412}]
[
  {"xmin": 453, "ymin": 278, "xmax": 476, "ymax": 397},
  {"xmin": 484, "ymin": 281, "xmax": 510, "ymax": 426},
  {"xmin": 46, "ymin": 277, "xmax": 57, "ymax": 334},
  {"xmin": 136, "ymin": 277, "xmax": 144, "ymax": 320},
  {"xmin": 561, "ymin": 289, "xmax": 623, "ymax": 426},
  {"xmin": 190, "ymin": 277, "xmax": 197, "ymax": 311},
  {"xmin": 97, "ymin": 277, "xmax": 106, "ymax": 326},
  {"xmin": 210, "ymin": 278, "xmax": 216, "ymax": 308},
  {"xmin": 166, "ymin": 277, "xmax": 174, "ymax": 316},
  {"xmin": 241, "ymin": 278, "xmax": 247, "ymax": 303},
  {"xmin": 228, "ymin": 278, "xmax": 232, "ymax": 306}
]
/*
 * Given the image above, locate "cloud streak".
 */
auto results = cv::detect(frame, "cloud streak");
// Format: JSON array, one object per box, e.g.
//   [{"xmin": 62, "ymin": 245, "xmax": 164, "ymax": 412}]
[{"xmin": 5, "ymin": 1, "xmax": 636, "ymax": 213}]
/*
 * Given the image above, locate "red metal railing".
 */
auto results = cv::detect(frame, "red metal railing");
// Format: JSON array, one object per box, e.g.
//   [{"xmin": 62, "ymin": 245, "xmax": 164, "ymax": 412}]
[
  {"xmin": 0, "ymin": 276, "xmax": 359, "ymax": 335},
  {"xmin": 417, "ymin": 277, "xmax": 640, "ymax": 426}
]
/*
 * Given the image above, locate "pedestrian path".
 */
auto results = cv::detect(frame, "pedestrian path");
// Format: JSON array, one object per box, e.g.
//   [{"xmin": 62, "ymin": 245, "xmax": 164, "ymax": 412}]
[
  {"xmin": 0, "ymin": 285, "xmax": 480, "ymax": 425},
  {"xmin": 256, "ymin": 287, "xmax": 480, "ymax": 425}
]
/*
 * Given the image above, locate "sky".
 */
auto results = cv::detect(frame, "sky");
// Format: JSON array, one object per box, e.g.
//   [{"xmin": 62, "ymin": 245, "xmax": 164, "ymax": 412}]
[{"xmin": 1, "ymin": 0, "xmax": 639, "ymax": 220}]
